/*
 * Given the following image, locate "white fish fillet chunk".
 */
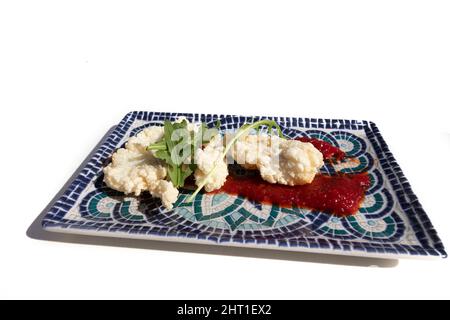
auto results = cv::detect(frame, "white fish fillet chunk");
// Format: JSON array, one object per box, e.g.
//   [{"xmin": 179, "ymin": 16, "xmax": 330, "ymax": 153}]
[
  {"xmin": 231, "ymin": 134, "xmax": 324, "ymax": 185},
  {"xmin": 103, "ymin": 126, "xmax": 179, "ymax": 209},
  {"xmin": 194, "ymin": 134, "xmax": 229, "ymax": 192}
]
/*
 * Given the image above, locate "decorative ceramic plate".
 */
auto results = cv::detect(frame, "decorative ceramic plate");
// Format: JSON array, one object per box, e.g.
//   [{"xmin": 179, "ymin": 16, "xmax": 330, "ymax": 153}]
[{"xmin": 41, "ymin": 111, "xmax": 446, "ymax": 259}]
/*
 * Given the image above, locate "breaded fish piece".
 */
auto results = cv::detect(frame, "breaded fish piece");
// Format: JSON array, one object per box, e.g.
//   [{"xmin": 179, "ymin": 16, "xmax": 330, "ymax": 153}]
[
  {"xmin": 103, "ymin": 127, "xmax": 179, "ymax": 209},
  {"xmin": 231, "ymin": 134, "xmax": 324, "ymax": 185}
]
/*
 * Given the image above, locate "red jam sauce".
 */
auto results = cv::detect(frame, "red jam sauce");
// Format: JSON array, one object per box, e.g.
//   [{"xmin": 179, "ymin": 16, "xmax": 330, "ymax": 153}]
[
  {"xmin": 296, "ymin": 137, "xmax": 346, "ymax": 161},
  {"xmin": 214, "ymin": 173, "xmax": 370, "ymax": 216}
]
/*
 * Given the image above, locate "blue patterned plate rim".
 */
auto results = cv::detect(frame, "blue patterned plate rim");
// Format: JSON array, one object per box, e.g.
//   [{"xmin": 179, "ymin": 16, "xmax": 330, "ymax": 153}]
[{"xmin": 40, "ymin": 111, "xmax": 447, "ymax": 259}]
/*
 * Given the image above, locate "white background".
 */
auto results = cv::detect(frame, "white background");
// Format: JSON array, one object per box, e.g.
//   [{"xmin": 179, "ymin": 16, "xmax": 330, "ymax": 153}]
[{"xmin": 1, "ymin": 1, "xmax": 449, "ymax": 299}]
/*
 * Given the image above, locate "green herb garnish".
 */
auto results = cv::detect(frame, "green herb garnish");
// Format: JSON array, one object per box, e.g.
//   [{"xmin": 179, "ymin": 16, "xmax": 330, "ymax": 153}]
[{"xmin": 147, "ymin": 119, "xmax": 220, "ymax": 188}]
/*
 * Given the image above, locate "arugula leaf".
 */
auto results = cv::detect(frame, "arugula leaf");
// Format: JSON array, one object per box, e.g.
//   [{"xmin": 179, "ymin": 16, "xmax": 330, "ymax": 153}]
[
  {"xmin": 155, "ymin": 149, "xmax": 172, "ymax": 164},
  {"xmin": 178, "ymin": 163, "xmax": 195, "ymax": 187},
  {"xmin": 147, "ymin": 119, "xmax": 220, "ymax": 189},
  {"xmin": 168, "ymin": 167, "xmax": 180, "ymax": 187},
  {"xmin": 147, "ymin": 140, "xmax": 166, "ymax": 151},
  {"xmin": 164, "ymin": 120, "xmax": 176, "ymax": 157}
]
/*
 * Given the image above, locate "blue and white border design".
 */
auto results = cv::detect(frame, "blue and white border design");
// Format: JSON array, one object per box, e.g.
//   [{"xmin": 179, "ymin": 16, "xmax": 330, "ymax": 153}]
[{"xmin": 41, "ymin": 111, "xmax": 447, "ymax": 258}]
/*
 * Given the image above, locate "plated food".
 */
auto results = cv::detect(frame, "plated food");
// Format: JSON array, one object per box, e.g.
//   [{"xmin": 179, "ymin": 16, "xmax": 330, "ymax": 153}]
[
  {"xmin": 41, "ymin": 112, "xmax": 446, "ymax": 259},
  {"xmin": 103, "ymin": 117, "xmax": 369, "ymax": 216}
]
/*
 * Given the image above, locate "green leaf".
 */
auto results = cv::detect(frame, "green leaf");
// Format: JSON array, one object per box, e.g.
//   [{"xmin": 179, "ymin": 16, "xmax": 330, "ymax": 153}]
[
  {"xmin": 164, "ymin": 120, "xmax": 175, "ymax": 151},
  {"xmin": 155, "ymin": 149, "xmax": 172, "ymax": 164},
  {"xmin": 178, "ymin": 164, "xmax": 195, "ymax": 187},
  {"xmin": 167, "ymin": 165, "xmax": 178, "ymax": 187},
  {"xmin": 146, "ymin": 140, "xmax": 167, "ymax": 151},
  {"xmin": 146, "ymin": 118, "xmax": 284, "ymax": 193},
  {"xmin": 146, "ymin": 119, "xmax": 203, "ymax": 189}
]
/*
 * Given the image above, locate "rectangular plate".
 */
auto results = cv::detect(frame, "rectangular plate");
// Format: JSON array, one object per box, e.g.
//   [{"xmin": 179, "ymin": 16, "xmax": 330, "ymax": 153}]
[{"xmin": 42, "ymin": 111, "xmax": 446, "ymax": 259}]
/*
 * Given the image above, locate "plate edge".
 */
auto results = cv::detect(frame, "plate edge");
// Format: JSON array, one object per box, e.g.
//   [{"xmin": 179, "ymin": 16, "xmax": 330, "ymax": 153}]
[{"xmin": 39, "ymin": 111, "xmax": 447, "ymax": 259}]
